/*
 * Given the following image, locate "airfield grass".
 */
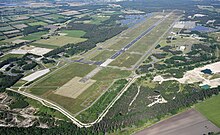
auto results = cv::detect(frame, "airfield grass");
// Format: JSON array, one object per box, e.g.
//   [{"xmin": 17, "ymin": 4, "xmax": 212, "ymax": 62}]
[
  {"xmin": 195, "ymin": 94, "xmax": 220, "ymax": 127},
  {"xmin": 35, "ymin": 36, "xmax": 87, "ymax": 47},
  {"xmin": 29, "ymin": 63, "xmax": 96, "ymax": 96},
  {"xmin": 110, "ymin": 53, "xmax": 142, "ymax": 68},
  {"xmin": 21, "ymin": 31, "xmax": 48, "ymax": 41},
  {"xmin": 45, "ymin": 67, "xmax": 131, "ymax": 114},
  {"xmin": 0, "ymin": 54, "xmax": 23, "ymax": 61},
  {"xmin": 77, "ymin": 79, "xmax": 128, "ymax": 123},
  {"xmin": 90, "ymin": 50, "xmax": 116, "ymax": 62},
  {"xmin": 108, "ymin": 14, "xmax": 162, "ymax": 50},
  {"xmin": 60, "ymin": 30, "xmax": 86, "ymax": 38},
  {"xmin": 128, "ymin": 13, "xmax": 177, "ymax": 53}
]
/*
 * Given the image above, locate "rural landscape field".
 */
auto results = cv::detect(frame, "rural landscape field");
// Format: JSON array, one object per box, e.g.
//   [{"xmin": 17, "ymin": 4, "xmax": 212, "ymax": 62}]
[{"xmin": 0, "ymin": 0, "xmax": 220, "ymax": 135}]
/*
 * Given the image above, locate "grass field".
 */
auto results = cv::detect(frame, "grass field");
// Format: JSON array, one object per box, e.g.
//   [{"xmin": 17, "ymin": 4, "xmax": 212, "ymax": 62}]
[
  {"xmin": 195, "ymin": 94, "xmax": 220, "ymax": 127},
  {"xmin": 90, "ymin": 50, "xmax": 116, "ymax": 62},
  {"xmin": 128, "ymin": 13, "xmax": 177, "ymax": 53},
  {"xmin": 108, "ymin": 14, "xmax": 163, "ymax": 50},
  {"xmin": 76, "ymin": 79, "xmax": 128, "ymax": 123},
  {"xmin": 28, "ymin": 21, "xmax": 48, "ymax": 26},
  {"xmin": 35, "ymin": 36, "xmax": 87, "ymax": 47},
  {"xmin": 0, "ymin": 54, "xmax": 24, "ymax": 61},
  {"xmin": 21, "ymin": 31, "xmax": 48, "ymax": 41},
  {"xmin": 60, "ymin": 30, "xmax": 86, "ymax": 38},
  {"xmin": 29, "ymin": 63, "xmax": 96, "ymax": 95},
  {"xmin": 28, "ymin": 65, "xmax": 131, "ymax": 114},
  {"xmin": 109, "ymin": 53, "xmax": 142, "ymax": 68}
]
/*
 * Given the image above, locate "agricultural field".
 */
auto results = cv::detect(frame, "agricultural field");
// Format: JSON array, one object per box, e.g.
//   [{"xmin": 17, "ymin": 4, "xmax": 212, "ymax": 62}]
[
  {"xmin": 21, "ymin": 31, "xmax": 48, "ymax": 41},
  {"xmin": 28, "ymin": 21, "xmax": 48, "ymax": 26},
  {"xmin": 35, "ymin": 36, "xmax": 87, "ymax": 47},
  {"xmin": 109, "ymin": 52, "xmax": 142, "ymax": 68},
  {"xmin": 196, "ymin": 94, "xmax": 220, "ymax": 127},
  {"xmin": 0, "ymin": 54, "xmax": 24, "ymax": 61}
]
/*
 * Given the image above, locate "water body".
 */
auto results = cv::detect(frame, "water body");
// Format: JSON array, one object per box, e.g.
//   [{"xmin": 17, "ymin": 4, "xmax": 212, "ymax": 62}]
[
  {"xmin": 120, "ymin": 13, "xmax": 152, "ymax": 28},
  {"xmin": 201, "ymin": 69, "xmax": 212, "ymax": 75},
  {"xmin": 190, "ymin": 25, "xmax": 216, "ymax": 33}
]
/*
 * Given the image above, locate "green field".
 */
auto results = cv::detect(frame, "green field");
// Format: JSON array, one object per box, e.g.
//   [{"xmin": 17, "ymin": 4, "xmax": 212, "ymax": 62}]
[
  {"xmin": 109, "ymin": 53, "xmax": 142, "ymax": 68},
  {"xmin": 108, "ymin": 15, "xmax": 162, "ymax": 50},
  {"xmin": 0, "ymin": 54, "xmax": 24, "ymax": 61},
  {"xmin": 77, "ymin": 79, "xmax": 128, "ymax": 123},
  {"xmin": 35, "ymin": 36, "xmax": 87, "ymax": 47},
  {"xmin": 128, "ymin": 13, "xmax": 177, "ymax": 53},
  {"xmin": 60, "ymin": 30, "xmax": 86, "ymax": 38},
  {"xmin": 21, "ymin": 31, "xmax": 48, "ymax": 41},
  {"xmin": 28, "ymin": 21, "xmax": 48, "ymax": 26},
  {"xmin": 195, "ymin": 94, "xmax": 220, "ymax": 127},
  {"xmin": 29, "ymin": 63, "xmax": 96, "ymax": 95},
  {"xmin": 90, "ymin": 50, "xmax": 116, "ymax": 62},
  {"xmin": 28, "ymin": 65, "xmax": 131, "ymax": 114},
  {"xmin": 0, "ymin": 26, "xmax": 15, "ymax": 32}
]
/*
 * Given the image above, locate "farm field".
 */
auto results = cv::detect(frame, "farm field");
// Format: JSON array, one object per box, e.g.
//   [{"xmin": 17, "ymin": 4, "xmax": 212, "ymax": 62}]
[
  {"xmin": 135, "ymin": 109, "xmax": 220, "ymax": 135},
  {"xmin": 109, "ymin": 52, "xmax": 142, "ymax": 68},
  {"xmin": 0, "ymin": 54, "xmax": 24, "ymax": 61},
  {"xmin": 21, "ymin": 31, "xmax": 48, "ymax": 41},
  {"xmin": 28, "ymin": 21, "xmax": 48, "ymax": 26},
  {"xmin": 35, "ymin": 36, "xmax": 87, "ymax": 47},
  {"xmin": 195, "ymin": 94, "xmax": 220, "ymax": 127}
]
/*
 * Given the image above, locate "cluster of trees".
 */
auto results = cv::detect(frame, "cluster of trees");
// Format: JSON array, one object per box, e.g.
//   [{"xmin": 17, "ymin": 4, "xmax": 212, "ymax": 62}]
[{"xmin": 0, "ymin": 72, "xmax": 23, "ymax": 92}]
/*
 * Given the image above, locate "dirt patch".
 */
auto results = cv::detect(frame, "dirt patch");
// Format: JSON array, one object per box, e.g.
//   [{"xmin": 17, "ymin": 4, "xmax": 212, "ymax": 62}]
[{"xmin": 55, "ymin": 77, "xmax": 96, "ymax": 99}]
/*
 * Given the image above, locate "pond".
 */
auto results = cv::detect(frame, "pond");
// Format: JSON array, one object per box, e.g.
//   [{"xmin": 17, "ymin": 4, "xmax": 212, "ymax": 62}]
[
  {"xmin": 120, "ymin": 13, "xmax": 152, "ymax": 28},
  {"xmin": 201, "ymin": 84, "xmax": 210, "ymax": 90},
  {"xmin": 201, "ymin": 69, "xmax": 212, "ymax": 75},
  {"xmin": 190, "ymin": 25, "xmax": 216, "ymax": 33}
]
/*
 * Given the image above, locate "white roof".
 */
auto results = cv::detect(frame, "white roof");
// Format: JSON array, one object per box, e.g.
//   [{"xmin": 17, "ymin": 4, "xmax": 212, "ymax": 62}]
[{"xmin": 22, "ymin": 69, "xmax": 50, "ymax": 82}]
